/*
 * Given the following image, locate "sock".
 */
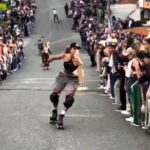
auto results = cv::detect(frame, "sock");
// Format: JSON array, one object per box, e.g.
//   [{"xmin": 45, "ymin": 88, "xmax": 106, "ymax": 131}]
[{"xmin": 61, "ymin": 110, "xmax": 66, "ymax": 115}]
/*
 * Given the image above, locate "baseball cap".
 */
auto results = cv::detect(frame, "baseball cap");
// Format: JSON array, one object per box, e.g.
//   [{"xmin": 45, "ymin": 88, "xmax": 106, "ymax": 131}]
[
  {"xmin": 106, "ymin": 38, "xmax": 118, "ymax": 46},
  {"xmin": 70, "ymin": 42, "xmax": 81, "ymax": 49}
]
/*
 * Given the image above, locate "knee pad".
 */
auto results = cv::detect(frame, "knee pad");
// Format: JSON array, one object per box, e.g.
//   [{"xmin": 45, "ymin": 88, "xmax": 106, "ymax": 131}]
[
  {"xmin": 50, "ymin": 93, "xmax": 59, "ymax": 107},
  {"xmin": 64, "ymin": 95, "xmax": 74, "ymax": 109}
]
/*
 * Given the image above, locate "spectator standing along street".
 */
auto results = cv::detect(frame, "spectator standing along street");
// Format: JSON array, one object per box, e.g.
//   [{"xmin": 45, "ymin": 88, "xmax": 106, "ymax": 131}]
[{"xmin": 64, "ymin": 3, "xmax": 69, "ymax": 17}]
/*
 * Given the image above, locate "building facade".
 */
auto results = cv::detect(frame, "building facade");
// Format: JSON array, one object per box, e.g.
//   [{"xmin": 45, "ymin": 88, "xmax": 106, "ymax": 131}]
[{"xmin": 139, "ymin": 0, "xmax": 150, "ymax": 24}]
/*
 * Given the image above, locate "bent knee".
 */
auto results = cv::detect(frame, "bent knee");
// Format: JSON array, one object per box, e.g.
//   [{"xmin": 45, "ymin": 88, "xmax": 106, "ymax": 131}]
[
  {"xmin": 64, "ymin": 95, "xmax": 74, "ymax": 109},
  {"xmin": 50, "ymin": 92, "xmax": 59, "ymax": 104}
]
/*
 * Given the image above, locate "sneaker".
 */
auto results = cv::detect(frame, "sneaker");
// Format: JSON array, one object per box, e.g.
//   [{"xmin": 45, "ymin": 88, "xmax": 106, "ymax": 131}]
[
  {"xmin": 142, "ymin": 126, "xmax": 148, "ymax": 130},
  {"xmin": 98, "ymin": 85, "xmax": 104, "ymax": 90},
  {"xmin": 112, "ymin": 102, "xmax": 121, "ymax": 105},
  {"xmin": 115, "ymin": 106, "xmax": 126, "ymax": 112},
  {"xmin": 121, "ymin": 111, "xmax": 130, "ymax": 115},
  {"xmin": 141, "ymin": 105, "xmax": 145, "ymax": 113},
  {"xmin": 56, "ymin": 114, "xmax": 64, "ymax": 129},
  {"xmin": 50, "ymin": 109, "xmax": 58, "ymax": 124},
  {"xmin": 131, "ymin": 123, "xmax": 140, "ymax": 127},
  {"xmin": 103, "ymin": 86, "xmax": 107, "ymax": 90},
  {"xmin": 109, "ymin": 96, "xmax": 115, "ymax": 100},
  {"xmin": 125, "ymin": 117, "xmax": 133, "ymax": 122},
  {"xmin": 13, "ymin": 68, "xmax": 18, "ymax": 72},
  {"xmin": 100, "ymin": 92, "xmax": 108, "ymax": 96}
]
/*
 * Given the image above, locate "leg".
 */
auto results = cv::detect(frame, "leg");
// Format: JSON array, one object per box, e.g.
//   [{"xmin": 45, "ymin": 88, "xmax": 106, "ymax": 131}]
[
  {"xmin": 56, "ymin": 14, "xmax": 59, "ymax": 23},
  {"xmin": 96, "ymin": 50, "xmax": 100, "ymax": 72},
  {"xmin": 63, "ymin": 81, "xmax": 77, "ymax": 112},
  {"xmin": 119, "ymin": 73, "xmax": 126, "ymax": 110},
  {"xmin": 20, "ymin": 47, "xmax": 25, "ymax": 58},
  {"xmin": 49, "ymin": 90, "xmax": 60, "ymax": 123},
  {"xmin": 54, "ymin": 15, "xmax": 56, "ymax": 23},
  {"xmin": 49, "ymin": 73, "xmax": 65, "ymax": 123},
  {"xmin": 147, "ymin": 100, "xmax": 150, "ymax": 127},
  {"xmin": 110, "ymin": 73, "xmax": 117, "ymax": 99},
  {"xmin": 57, "ymin": 79, "xmax": 78, "ymax": 129},
  {"xmin": 41, "ymin": 53, "xmax": 46, "ymax": 69},
  {"xmin": 50, "ymin": 91, "xmax": 60, "ymax": 108},
  {"xmin": 45, "ymin": 53, "xmax": 50, "ymax": 70},
  {"xmin": 114, "ymin": 79, "xmax": 121, "ymax": 105}
]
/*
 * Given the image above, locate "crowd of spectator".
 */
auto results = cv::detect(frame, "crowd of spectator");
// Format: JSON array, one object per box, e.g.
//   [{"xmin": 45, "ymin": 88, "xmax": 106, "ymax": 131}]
[
  {"xmin": 68, "ymin": 0, "xmax": 150, "ymax": 130},
  {"xmin": 0, "ymin": 0, "xmax": 36, "ymax": 81}
]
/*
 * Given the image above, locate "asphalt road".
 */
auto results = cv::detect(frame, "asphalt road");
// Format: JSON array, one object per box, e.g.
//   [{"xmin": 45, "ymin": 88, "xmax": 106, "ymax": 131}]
[{"xmin": 0, "ymin": 0, "xmax": 150, "ymax": 150}]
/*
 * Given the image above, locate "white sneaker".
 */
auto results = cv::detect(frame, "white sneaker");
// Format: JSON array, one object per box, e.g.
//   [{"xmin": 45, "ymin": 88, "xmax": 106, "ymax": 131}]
[
  {"xmin": 121, "ymin": 111, "xmax": 130, "ymax": 115},
  {"xmin": 141, "ymin": 105, "xmax": 145, "ymax": 113},
  {"xmin": 109, "ymin": 96, "xmax": 115, "ymax": 100},
  {"xmin": 13, "ymin": 68, "xmax": 18, "ymax": 72},
  {"xmin": 104, "ymin": 90, "xmax": 108, "ymax": 94},
  {"xmin": 98, "ymin": 85, "xmax": 104, "ymax": 90},
  {"xmin": 131, "ymin": 123, "xmax": 140, "ymax": 127},
  {"xmin": 142, "ymin": 126, "xmax": 147, "ymax": 130},
  {"xmin": 125, "ymin": 117, "xmax": 133, "ymax": 122},
  {"xmin": 103, "ymin": 86, "xmax": 107, "ymax": 90},
  {"xmin": 112, "ymin": 102, "xmax": 121, "ymax": 105}
]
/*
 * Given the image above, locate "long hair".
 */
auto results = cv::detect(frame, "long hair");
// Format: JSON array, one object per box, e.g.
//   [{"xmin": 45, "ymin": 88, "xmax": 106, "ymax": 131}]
[{"xmin": 65, "ymin": 46, "xmax": 71, "ymax": 53}]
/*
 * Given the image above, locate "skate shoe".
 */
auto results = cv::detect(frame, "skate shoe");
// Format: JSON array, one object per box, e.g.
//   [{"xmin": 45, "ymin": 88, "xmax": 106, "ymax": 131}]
[
  {"xmin": 50, "ymin": 109, "xmax": 57, "ymax": 124},
  {"xmin": 56, "ymin": 114, "xmax": 64, "ymax": 129}
]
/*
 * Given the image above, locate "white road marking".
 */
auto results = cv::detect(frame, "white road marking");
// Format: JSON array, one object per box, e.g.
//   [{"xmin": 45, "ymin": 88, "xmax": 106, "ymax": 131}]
[
  {"xmin": 39, "ymin": 114, "xmax": 104, "ymax": 118},
  {"xmin": 18, "ymin": 78, "xmax": 54, "ymax": 80},
  {"xmin": 77, "ymin": 87, "xmax": 88, "ymax": 91},
  {"xmin": 67, "ymin": 114, "xmax": 103, "ymax": 118},
  {"xmin": 24, "ymin": 39, "xmax": 30, "ymax": 47},
  {"xmin": 22, "ymin": 78, "xmax": 99, "ymax": 82},
  {"xmin": 50, "ymin": 35, "xmax": 79, "ymax": 45},
  {"xmin": 49, "ymin": 5, "xmax": 64, "ymax": 8},
  {"xmin": 2, "ymin": 80, "xmax": 100, "ymax": 86},
  {"xmin": 8, "ymin": 113, "xmax": 103, "ymax": 118}
]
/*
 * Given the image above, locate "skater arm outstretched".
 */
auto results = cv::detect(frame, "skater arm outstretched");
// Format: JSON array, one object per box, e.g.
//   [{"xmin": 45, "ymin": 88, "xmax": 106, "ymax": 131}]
[{"xmin": 48, "ymin": 53, "xmax": 64, "ymax": 63}]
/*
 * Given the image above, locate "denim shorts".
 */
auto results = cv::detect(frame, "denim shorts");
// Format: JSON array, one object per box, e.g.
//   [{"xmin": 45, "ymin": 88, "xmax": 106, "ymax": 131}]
[{"xmin": 53, "ymin": 72, "xmax": 79, "ymax": 92}]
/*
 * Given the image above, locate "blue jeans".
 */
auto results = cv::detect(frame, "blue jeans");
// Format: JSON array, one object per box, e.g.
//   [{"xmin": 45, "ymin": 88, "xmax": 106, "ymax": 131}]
[
  {"xmin": 81, "ymin": 40, "xmax": 87, "ymax": 49},
  {"xmin": 11, "ymin": 55, "xmax": 18, "ymax": 70},
  {"xmin": 110, "ymin": 72, "xmax": 118, "ymax": 98}
]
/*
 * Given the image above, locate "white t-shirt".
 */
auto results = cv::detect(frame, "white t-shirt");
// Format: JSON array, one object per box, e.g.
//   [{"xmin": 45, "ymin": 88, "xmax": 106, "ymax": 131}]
[
  {"xmin": 125, "ymin": 60, "xmax": 133, "ymax": 78},
  {"xmin": 53, "ymin": 10, "xmax": 57, "ymax": 15},
  {"xmin": 18, "ymin": 41, "xmax": 23, "ymax": 46},
  {"xmin": 108, "ymin": 54, "xmax": 116, "ymax": 73}
]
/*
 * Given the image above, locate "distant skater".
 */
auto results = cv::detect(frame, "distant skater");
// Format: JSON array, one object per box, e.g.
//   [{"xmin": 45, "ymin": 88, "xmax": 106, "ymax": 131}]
[{"xmin": 52, "ymin": 8, "xmax": 60, "ymax": 23}]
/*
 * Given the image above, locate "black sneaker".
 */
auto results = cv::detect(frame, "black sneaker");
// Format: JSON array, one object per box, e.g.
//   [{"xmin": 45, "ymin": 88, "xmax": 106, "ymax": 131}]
[
  {"xmin": 50, "ymin": 109, "xmax": 58, "ymax": 124},
  {"xmin": 56, "ymin": 114, "xmax": 64, "ymax": 129}
]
